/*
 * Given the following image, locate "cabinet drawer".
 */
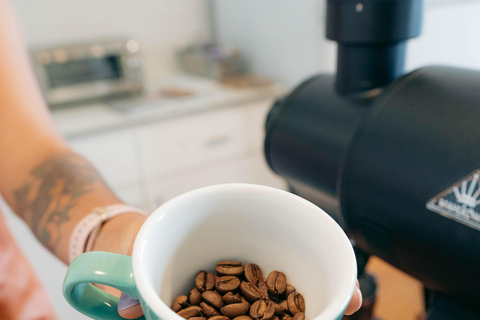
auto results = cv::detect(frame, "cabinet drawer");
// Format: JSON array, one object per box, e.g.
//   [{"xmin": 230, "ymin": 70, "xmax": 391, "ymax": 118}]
[
  {"xmin": 69, "ymin": 129, "xmax": 139, "ymax": 187},
  {"xmin": 145, "ymin": 154, "xmax": 287, "ymax": 210},
  {"xmin": 136, "ymin": 107, "xmax": 247, "ymax": 177}
]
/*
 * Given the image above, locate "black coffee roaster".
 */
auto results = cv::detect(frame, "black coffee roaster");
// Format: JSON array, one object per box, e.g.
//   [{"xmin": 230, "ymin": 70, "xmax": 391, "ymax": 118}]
[{"xmin": 265, "ymin": 0, "xmax": 480, "ymax": 319}]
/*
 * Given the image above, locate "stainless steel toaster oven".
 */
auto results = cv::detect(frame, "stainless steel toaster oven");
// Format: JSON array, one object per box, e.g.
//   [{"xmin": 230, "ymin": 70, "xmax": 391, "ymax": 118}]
[{"xmin": 31, "ymin": 38, "xmax": 144, "ymax": 107}]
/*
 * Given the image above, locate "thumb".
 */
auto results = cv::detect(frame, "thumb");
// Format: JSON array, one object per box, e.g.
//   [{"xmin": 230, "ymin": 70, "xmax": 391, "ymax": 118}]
[
  {"xmin": 118, "ymin": 292, "xmax": 143, "ymax": 319},
  {"xmin": 126, "ymin": 239, "xmax": 135, "ymax": 256},
  {"xmin": 118, "ymin": 237, "xmax": 143, "ymax": 319},
  {"xmin": 344, "ymin": 281, "xmax": 363, "ymax": 316}
]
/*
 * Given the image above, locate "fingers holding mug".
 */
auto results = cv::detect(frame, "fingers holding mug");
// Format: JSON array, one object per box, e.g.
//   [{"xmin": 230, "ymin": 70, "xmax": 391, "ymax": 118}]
[
  {"xmin": 118, "ymin": 241, "xmax": 143, "ymax": 319},
  {"xmin": 344, "ymin": 280, "xmax": 362, "ymax": 316}
]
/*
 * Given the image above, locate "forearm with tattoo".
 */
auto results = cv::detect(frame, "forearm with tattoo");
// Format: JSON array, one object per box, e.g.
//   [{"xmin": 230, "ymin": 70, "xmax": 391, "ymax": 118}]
[{"xmin": 13, "ymin": 153, "xmax": 114, "ymax": 255}]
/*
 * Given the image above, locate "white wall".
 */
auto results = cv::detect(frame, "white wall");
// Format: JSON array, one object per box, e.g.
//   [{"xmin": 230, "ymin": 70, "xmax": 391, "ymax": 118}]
[
  {"xmin": 213, "ymin": 0, "xmax": 336, "ymax": 87},
  {"xmin": 214, "ymin": 0, "xmax": 480, "ymax": 88},
  {"xmin": 407, "ymin": 0, "xmax": 480, "ymax": 71},
  {"xmin": 11, "ymin": 0, "xmax": 211, "ymax": 91}
]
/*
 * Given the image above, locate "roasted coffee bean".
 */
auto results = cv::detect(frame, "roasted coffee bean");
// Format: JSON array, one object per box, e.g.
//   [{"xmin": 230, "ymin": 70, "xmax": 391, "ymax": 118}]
[
  {"xmin": 188, "ymin": 288, "xmax": 203, "ymax": 306},
  {"xmin": 196, "ymin": 271, "xmax": 215, "ymax": 293},
  {"xmin": 250, "ymin": 300, "xmax": 275, "ymax": 320},
  {"xmin": 223, "ymin": 292, "xmax": 242, "ymax": 305},
  {"xmin": 287, "ymin": 293, "xmax": 305, "ymax": 314},
  {"xmin": 267, "ymin": 271, "xmax": 287, "ymax": 296},
  {"xmin": 215, "ymin": 276, "xmax": 241, "ymax": 293},
  {"xmin": 221, "ymin": 297, "xmax": 250, "ymax": 318},
  {"xmin": 215, "ymin": 261, "xmax": 244, "ymax": 276},
  {"xmin": 258, "ymin": 282, "xmax": 269, "ymax": 299},
  {"xmin": 244, "ymin": 264, "xmax": 263, "ymax": 285},
  {"xmin": 172, "ymin": 295, "xmax": 190, "ymax": 312},
  {"xmin": 292, "ymin": 313, "xmax": 305, "ymax": 320},
  {"xmin": 233, "ymin": 316, "xmax": 253, "ymax": 320},
  {"xmin": 240, "ymin": 281, "xmax": 265, "ymax": 302},
  {"xmin": 171, "ymin": 262, "xmax": 305, "ymax": 320},
  {"xmin": 272, "ymin": 302, "xmax": 285, "ymax": 316},
  {"xmin": 285, "ymin": 285, "xmax": 296, "ymax": 298},
  {"xmin": 201, "ymin": 302, "xmax": 220, "ymax": 317},
  {"xmin": 202, "ymin": 291, "xmax": 224, "ymax": 309},
  {"xmin": 177, "ymin": 306, "xmax": 202, "ymax": 319},
  {"xmin": 208, "ymin": 316, "xmax": 230, "ymax": 320},
  {"xmin": 209, "ymin": 316, "xmax": 230, "ymax": 320},
  {"xmin": 263, "ymin": 301, "xmax": 276, "ymax": 320}
]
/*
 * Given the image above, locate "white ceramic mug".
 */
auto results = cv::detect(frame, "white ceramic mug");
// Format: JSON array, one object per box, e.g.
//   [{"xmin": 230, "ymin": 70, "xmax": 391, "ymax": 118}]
[{"xmin": 64, "ymin": 183, "xmax": 357, "ymax": 320}]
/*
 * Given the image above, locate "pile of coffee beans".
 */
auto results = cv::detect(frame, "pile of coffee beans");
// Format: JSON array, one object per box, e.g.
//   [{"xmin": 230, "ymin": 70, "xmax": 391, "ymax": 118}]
[{"xmin": 171, "ymin": 261, "xmax": 306, "ymax": 320}]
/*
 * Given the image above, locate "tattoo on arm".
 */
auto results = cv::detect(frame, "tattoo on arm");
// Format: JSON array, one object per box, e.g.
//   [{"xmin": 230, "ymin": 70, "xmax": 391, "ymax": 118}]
[{"xmin": 13, "ymin": 153, "xmax": 108, "ymax": 253}]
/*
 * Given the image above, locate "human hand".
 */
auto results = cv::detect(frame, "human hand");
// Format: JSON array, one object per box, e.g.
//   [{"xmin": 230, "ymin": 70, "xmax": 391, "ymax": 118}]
[
  {"xmin": 91, "ymin": 212, "xmax": 147, "ymax": 319},
  {"xmin": 344, "ymin": 280, "xmax": 363, "ymax": 316}
]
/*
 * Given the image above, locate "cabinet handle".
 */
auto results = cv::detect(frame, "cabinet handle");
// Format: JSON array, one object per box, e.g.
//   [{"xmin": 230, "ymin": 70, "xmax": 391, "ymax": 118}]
[{"xmin": 205, "ymin": 134, "xmax": 231, "ymax": 147}]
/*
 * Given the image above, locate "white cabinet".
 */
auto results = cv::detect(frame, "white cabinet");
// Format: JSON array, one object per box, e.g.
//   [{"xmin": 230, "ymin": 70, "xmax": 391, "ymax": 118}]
[
  {"xmin": 136, "ymin": 99, "xmax": 286, "ymax": 212},
  {"xmin": 146, "ymin": 154, "xmax": 287, "ymax": 210},
  {"xmin": 243, "ymin": 100, "xmax": 272, "ymax": 152},
  {"xmin": 69, "ymin": 129, "xmax": 140, "ymax": 188},
  {"xmin": 65, "ymin": 99, "xmax": 286, "ymax": 213},
  {"xmin": 69, "ymin": 129, "xmax": 151, "ymax": 210},
  {"xmin": 135, "ymin": 106, "xmax": 248, "ymax": 179},
  {"xmin": 114, "ymin": 183, "xmax": 145, "ymax": 210}
]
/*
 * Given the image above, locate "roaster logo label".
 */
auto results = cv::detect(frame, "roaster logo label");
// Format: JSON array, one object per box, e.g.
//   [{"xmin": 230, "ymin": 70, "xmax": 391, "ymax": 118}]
[{"xmin": 427, "ymin": 170, "xmax": 480, "ymax": 231}]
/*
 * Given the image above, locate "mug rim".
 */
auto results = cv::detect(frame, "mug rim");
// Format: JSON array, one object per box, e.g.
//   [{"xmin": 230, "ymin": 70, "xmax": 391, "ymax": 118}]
[{"xmin": 132, "ymin": 183, "xmax": 357, "ymax": 320}]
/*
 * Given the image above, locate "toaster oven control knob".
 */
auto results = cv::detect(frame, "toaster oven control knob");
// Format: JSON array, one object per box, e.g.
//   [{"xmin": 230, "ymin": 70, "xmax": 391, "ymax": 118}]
[
  {"xmin": 126, "ymin": 39, "xmax": 140, "ymax": 53},
  {"xmin": 36, "ymin": 51, "xmax": 52, "ymax": 65},
  {"xmin": 53, "ymin": 49, "xmax": 68, "ymax": 63},
  {"xmin": 91, "ymin": 44, "xmax": 105, "ymax": 58}
]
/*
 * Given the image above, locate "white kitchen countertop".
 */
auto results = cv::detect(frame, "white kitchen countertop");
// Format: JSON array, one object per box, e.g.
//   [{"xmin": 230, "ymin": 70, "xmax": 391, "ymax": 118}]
[{"xmin": 52, "ymin": 75, "xmax": 285, "ymax": 139}]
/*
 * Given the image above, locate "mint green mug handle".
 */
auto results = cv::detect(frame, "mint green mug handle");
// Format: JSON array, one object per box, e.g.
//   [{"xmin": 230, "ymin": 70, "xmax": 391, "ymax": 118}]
[{"xmin": 63, "ymin": 251, "xmax": 146, "ymax": 320}]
